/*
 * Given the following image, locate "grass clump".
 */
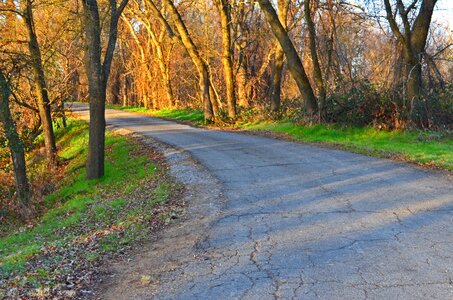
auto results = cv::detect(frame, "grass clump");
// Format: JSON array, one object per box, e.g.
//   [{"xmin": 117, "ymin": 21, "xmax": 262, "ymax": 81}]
[{"xmin": 0, "ymin": 119, "xmax": 179, "ymax": 298}]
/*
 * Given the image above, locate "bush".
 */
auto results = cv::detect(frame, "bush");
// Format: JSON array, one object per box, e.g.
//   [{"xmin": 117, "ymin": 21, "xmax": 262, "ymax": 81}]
[
  {"xmin": 324, "ymin": 81, "xmax": 404, "ymax": 129},
  {"xmin": 411, "ymin": 86, "xmax": 453, "ymax": 129}
]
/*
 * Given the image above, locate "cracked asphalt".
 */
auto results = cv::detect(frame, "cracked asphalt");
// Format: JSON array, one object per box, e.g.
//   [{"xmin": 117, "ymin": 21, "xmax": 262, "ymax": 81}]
[{"xmin": 71, "ymin": 104, "xmax": 453, "ymax": 299}]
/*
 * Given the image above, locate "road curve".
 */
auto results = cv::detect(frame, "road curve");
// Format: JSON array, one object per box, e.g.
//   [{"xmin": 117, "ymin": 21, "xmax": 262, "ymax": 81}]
[{"xmin": 71, "ymin": 104, "xmax": 453, "ymax": 299}]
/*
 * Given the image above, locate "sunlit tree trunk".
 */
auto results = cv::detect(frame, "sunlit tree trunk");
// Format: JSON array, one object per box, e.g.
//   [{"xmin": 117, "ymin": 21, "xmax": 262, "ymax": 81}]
[
  {"xmin": 150, "ymin": 31, "xmax": 174, "ymax": 108},
  {"xmin": 236, "ymin": 48, "xmax": 248, "ymax": 107},
  {"xmin": 152, "ymin": 0, "xmax": 214, "ymax": 121},
  {"xmin": 231, "ymin": 2, "xmax": 249, "ymax": 107},
  {"xmin": 304, "ymin": 0, "xmax": 326, "ymax": 117},
  {"xmin": 258, "ymin": 0, "xmax": 318, "ymax": 114},
  {"xmin": 216, "ymin": 0, "xmax": 236, "ymax": 119},
  {"xmin": 0, "ymin": 70, "xmax": 32, "ymax": 219},
  {"xmin": 23, "ymin": 0, "xmax": 57, "ymax": 165},
  {"xmin": 270, "ymin": 0, "xmax": 289, "ymax": 112}
]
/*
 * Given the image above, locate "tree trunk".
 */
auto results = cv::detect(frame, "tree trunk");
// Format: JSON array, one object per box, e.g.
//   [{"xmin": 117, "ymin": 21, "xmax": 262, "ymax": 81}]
[
  {"xmin": 0, "ymin": 70, "xmax": 32, "ymax": 219},
  {"xmin": 23, "ymin": 0, "xmax": 57, "ymax": 165},
  {"xmin": 82, "ymin": 0, "xmax": 128, "ymax": 179},
  {"xmin": 217, "ymin": 0, "xmax": 236, "ymax": 119},
  {"xmin": 384, "ymin": 0, "xmax": 438, "ymax": 113},
  {"xmin": 158, "ymin": 0, "xmax": 215, "ymax": 121},
  {"xmin": 304, "ymin": 0, "xmax": 326, "ymax": 117},
  {"xmin": 151, "ymin": 30, "xmax": 174, "ymax": 108},
  {"xmin": 271, "ymin": 47, "xmax": 284, "ymax": 112},
  {"xmin": 405, "ymin": 56, "xmax": 422, "ymax": 105},
  {"xmin": 270, "ymin": 0, "xmax": 289, "ymax": 112},
  {"xmin": 83, "ymin": 0, "xmax": 105, "ymax": 179},
  {"xmin": 87, "ymin": 88, "xmax": 106, "ymax": 179},
  {"xmin": 258, "ymin": 0, "xmax": 318, "ymax": 114},
  {"xmin": 236, "ymin": 48, "xmax": 248, "ymax": 107}
]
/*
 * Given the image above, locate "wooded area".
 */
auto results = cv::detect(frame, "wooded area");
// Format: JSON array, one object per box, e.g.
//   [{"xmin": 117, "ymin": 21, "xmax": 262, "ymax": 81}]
[{"xmin": 0, "ymin": 0, "xmax": 452, "ymax": 218}]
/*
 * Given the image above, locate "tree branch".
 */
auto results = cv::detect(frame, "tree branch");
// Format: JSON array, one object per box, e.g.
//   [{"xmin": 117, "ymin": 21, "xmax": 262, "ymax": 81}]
[{"xmin": 384, "ymin": 0, "xmax": 405, "ymax": 44}]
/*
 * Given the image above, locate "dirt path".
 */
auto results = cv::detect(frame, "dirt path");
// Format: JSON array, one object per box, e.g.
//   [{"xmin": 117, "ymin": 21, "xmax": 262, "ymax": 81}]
[{"xmin": 72, "ymin": 104, "xmax": 453, "ymax": 299}]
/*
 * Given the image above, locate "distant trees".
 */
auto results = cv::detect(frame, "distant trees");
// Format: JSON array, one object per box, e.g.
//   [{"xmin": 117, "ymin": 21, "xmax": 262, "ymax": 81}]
[
  {"xmin": 0, "ymin": 0, "xmax": 450, "ymax": 203},
  {"xmin": 107, "ymin": 0, "xmax": 448, "ymax": 126}
]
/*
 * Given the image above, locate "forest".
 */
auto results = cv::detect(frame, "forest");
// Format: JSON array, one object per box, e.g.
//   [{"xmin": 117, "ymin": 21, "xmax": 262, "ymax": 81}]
[{"xmin": 0, "ymin": 0, "xmax": 452, "ymax": 297}]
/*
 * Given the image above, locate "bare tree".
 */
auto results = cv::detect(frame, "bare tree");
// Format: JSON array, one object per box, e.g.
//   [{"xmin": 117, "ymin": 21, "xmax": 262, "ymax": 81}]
[
  {"xmin": 258, "ymin": 0, "xmax": 318, "ymax": 114},
  {"xmin": 216, "ymin": 0, "xmax": 236, "ymax": 119},
  {"xmin": 0, "ymin": 70, "xmax": 32, "ymax": 219},
  {"xmin": 270, "ymin": 0, "xmax": 289, "ymax": 112},
  {"xmin": 22, "ymin": 0, "xmax": 57, "ymax": 164},
  {"xmin": 384, "ymin": 0, "xmax": 438, "ymax": 110},
  {"xmin": 148, "ymin": 0, "xmax": 215, "ymax": 121},
  {"xmin": 304, "ymin": 0, "xmax": 326, "ymax": 116},
  {"xmin": 82, "ymin": 0, "xmax": 128, "ymax": 179}
]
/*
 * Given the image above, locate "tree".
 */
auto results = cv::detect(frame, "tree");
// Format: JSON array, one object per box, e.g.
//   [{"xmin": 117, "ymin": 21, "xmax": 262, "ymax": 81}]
[
  {"xmin": 270, "ymin": 0, "xmax": 289, "ymax": 112},
  {"xmin": 123, "ymin": 1, "xmax": 175, "ymax": 108},
  {"xmin": 0, "ymin": 70, "xmax": 32, "ymax": 219},
  {"xmin": 82, "ymin": 0, "xmax": 128, "ymax": 179},
  {"xmin": 22, "ymin": 0, "xmax": 57, "ymax": 165},
  {"xmin": 304, "ymin": 0, "xmax": 326, "ymax": 116},
  {"xmin": 384, "ymin": 0, "xmax": 438, "ymax": 111},
  {"xmin": 258, "ymin": 0, "xmax": 318, "ymax": 114},
  {"xmin": 150, "ymin": 0, "xmax": 215, "ymax": 121},
  {"xmin": 216, "ymin": 0, "xmax": 236, "ymax": 119}
]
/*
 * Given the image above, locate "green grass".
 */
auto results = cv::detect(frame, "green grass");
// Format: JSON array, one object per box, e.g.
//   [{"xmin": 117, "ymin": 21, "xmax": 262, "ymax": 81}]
[
  {"xmin": 106, "ymin": 104, "xmax": 453, "ymax": 171},
  {"xmin": 0, "ymin": 119, "xmax": 173, "ymax": 295},
  {"xmin": 241, "ymin": 120, "xmax": 453, "ymax": 170}
]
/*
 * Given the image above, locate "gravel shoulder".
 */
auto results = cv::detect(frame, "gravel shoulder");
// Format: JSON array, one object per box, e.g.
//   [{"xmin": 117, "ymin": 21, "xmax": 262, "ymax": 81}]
[{"xmin": 95, "ymin": 131, "xmax": 224, "ymax": 299}]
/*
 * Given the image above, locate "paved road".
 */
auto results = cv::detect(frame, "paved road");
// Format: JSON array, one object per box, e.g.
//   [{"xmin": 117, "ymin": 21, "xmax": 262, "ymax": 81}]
[{"xmin": 71, "ymin": 104, "xmax": 453, "ymax": 299}]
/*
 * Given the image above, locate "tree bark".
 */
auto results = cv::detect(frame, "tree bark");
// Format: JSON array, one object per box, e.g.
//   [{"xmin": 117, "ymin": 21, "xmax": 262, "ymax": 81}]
[
  {"xmin": 216, "ymin": 0, "xmax": 236, "ymax": 119},
  {"xmin": 155, "ymin": 0, "xmax": 215, "ymax": 121},
  {"xmin": 270, "ymin": 0, "xmax": 289, "ymax": 112},
  {"xmin": 236, "ymin": 47, "xmax": 248, "ymax": 107},
  {"xmin": 304, "ymin": 0, "xmax": 326, "ymax": 117},
  {"xmin": 82, "ymin": 0, "xmax": 128, "ymax": 179},
  {"xmin": 258, "ymin": 0, "xmax": 318, "ymax": 114},
  {"xmin": 0, "ymin": 70, "xmax": 32, "ymax": 219},
  {"xmin": 83, "ymin": 0, "xmax": 105, "ymax": 179},
  {"xmin": 150, "ymin": 30, "xmax": 174, "ymax": 108},
  {"xmin": 384, "ymin": 0, "xmax": 438, "ymax": 110},
  {"xmin": 23, "ymin": 0, "xmax": 57, "ymax": 165}
]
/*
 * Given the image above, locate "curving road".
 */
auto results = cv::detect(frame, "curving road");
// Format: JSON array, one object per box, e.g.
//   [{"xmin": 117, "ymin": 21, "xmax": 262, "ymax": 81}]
[{"xmin": 71, "ymin": 104, "xmax": 453, "ymax": 299}]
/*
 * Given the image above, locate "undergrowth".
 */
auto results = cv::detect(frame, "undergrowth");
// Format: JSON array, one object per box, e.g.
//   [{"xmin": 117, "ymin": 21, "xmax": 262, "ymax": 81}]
[{"xmin": 0, "ymin": 119, "xmax": 181, "ymax": 298}]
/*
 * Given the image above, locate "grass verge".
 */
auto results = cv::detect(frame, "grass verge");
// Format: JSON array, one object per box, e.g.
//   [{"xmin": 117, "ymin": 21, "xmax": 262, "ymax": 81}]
[
  {"xmin": 242, "ymin": 121, "xmax": 453, "ymax": 171},
  {"xmin": 0, "ymin": 119, "xmax": 181, "ymax": 298},
  {"xmin": 104, "ymin": 104, "xmax": 453, "ymax": 171},
  {"xmin": 105, "ymin": 104, "xmax": 204, "ymax": 122}
]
